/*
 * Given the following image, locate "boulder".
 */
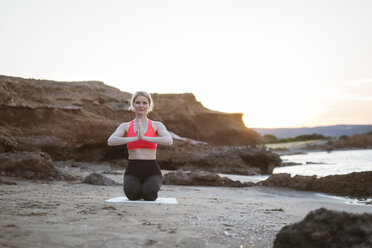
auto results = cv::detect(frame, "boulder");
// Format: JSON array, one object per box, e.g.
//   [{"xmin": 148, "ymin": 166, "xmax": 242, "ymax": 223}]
[
  {"xmin": 0, "ymin": 151, "xmax": 74, "ymax": 180},
  {"xmin": 258, "ymin": 173, "xmax": 292, "ymax": 187},
  {"xmin": 162, "ymin": 169, "xmax": 254, "ymax": 187},
  {"xmin": 261, "ymin": 174, "xmax": 318, "ymax": 190},
  {"xmin": 289, "ymin": 175, "xmax": 317, "ymax": 190},
  {"xmin": 274, "ymin": 208, "xmax": 372, "ymax": 248},
  {"xmin": 83, "ymin": 172, "xmax": 122, "ymax": 186},
  {"xmin": 0, "ymin": 178, "xmax": 17, "ymax": 185},
  {"xmin": 307, "ymin": 171, "xmax": 372, "ymax": 198}
]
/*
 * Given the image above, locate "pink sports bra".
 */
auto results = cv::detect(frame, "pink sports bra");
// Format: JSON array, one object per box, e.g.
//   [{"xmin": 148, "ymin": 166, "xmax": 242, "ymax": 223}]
[{"xmin": 126, "ymin": 120, "xmax": 157, "ymax": 150}]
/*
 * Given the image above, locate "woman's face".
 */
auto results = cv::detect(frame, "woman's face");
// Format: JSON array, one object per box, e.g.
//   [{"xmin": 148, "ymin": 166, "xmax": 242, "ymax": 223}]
[{"xmin": 133, "ymin": 95, "xmax": 150, "ymax": 114}]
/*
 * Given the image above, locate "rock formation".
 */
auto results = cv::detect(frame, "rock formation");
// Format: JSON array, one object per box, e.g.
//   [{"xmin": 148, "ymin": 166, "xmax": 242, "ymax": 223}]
[
  {"xmin": 274, "ymin": 208, "xmax": 372, "ymax": 248},
  {"xmin": 150, "ymin": 93, "xmax": 259, "ymax": 146},
  {"xmin": 157, "ymin": 140, "xmax": 281, "ymax": 175},
  {"xmin": 0, "ymin": 151, "xmax": 74, "ymax": 180},
  {"xmin": 162, "ymin": 169, "xmax": 255, "ymax": 187},
  {"xmin": 259, "ymin": 171, "xmax": 372, "ymax": 198},
  {"xmin": 83, "ymin": 172, "xmax": 122, "ymax": 186},
  {"xmin": 0, "ymin": 75, "xmax": 280, "ymax": 176},
  {"xmin": 0, "ymin": 75, "xmax": 258, "ymax": 152},
  {"xmin": 327, "ymin": 133, "xmax": 372, "ymax": 150},
  {"xmin": 162, "ymin": 169, "xmax": 372, "ymax": 197}
]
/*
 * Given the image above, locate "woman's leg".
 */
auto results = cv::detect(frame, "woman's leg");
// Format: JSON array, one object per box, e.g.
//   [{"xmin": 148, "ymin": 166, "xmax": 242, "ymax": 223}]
[
  {"xmin": 142, "ymin": 174, "xmax": 162, "ymax": 201},
  {"xmin": 124, "ymin": 174, "xmax": 142, "ymax": 200}
]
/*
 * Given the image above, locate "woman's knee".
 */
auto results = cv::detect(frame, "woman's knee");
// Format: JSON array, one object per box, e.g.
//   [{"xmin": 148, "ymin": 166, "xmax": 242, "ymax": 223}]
[
  {"xmin": 124, "ymin": 184, "xmax": 141, "ymax": 200},
  {"xmin": 142, "ymin": 188, "xmax": 158, "ymax": 201},
  {"xmin": 142, "ymin": 176, "xmax": 161, "ymax": 201},
  {"xmin": 124, "ymin": 176, "xmax": 142, "ymax": 200}
]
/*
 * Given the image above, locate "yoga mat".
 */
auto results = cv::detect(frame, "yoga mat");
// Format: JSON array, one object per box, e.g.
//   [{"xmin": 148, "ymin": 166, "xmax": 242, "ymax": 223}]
[{"xmin": 105, "ymin": 197, "xmax": 178, "ymax": 204}]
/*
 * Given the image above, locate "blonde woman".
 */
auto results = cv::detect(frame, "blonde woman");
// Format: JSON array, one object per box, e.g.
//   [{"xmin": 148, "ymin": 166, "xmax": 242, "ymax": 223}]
[{"xmin": 107, "ymin": 91, "xmax": 173, "ymax": 201}]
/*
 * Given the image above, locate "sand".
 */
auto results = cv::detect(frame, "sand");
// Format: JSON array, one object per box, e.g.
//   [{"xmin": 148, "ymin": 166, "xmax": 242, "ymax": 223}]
[{"xmin": 1, "ymin": 165, "xmax": 371, "ymax": 248}]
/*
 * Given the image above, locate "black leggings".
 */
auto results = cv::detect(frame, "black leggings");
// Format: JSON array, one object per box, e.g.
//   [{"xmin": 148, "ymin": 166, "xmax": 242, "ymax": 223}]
[{"xmin": 124, "ymin": 160, "xmax": 162, "ymax": 201}]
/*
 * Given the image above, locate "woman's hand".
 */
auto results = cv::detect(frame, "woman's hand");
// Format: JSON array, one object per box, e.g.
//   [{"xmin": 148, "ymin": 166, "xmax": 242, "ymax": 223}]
[{"xmin": 136, "ymin": 119, "xmax": 145, "ymax": 140}]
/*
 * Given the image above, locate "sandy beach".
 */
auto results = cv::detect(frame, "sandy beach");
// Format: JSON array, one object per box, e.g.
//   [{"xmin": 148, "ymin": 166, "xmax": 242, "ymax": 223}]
[{"xmin": 1, "ymin": 163, "xmax": 371, "ymax": 248}]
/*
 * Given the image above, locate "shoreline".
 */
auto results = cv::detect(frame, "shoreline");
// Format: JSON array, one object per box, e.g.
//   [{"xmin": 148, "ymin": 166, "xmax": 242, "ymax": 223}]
[
  {"xmin": 274, "ymin": 149, "xmax": 372, "ymax": 177},
  {"xmin": 1, "ymin": 176, "xmax": 371, "ymax": 248},
  {"xmin": 271, "ymin": 146, "xmax": 372, "ymax": 156}
]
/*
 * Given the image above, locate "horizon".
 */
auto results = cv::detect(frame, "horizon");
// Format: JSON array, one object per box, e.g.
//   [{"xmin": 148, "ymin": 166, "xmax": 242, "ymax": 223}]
[
  {"xmin": 1, "ymin": 0, "xmax": 372, "ymax": 128},
  {"xmin": 252, "ymin": 124, "xmax": 372, "ymax": 129}
]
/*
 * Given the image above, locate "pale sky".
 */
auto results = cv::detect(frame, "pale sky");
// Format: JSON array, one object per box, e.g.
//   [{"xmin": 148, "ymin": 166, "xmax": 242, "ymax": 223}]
[{"xmin": 1, "ymin": 0, "xmax": 372, "ymax": 128}]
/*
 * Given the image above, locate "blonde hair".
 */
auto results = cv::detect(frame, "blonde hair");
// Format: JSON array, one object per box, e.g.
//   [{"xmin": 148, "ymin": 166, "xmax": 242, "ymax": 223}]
[{"xmin": 128, "ymin": 91, "xmax": 154, "ymax": 113}]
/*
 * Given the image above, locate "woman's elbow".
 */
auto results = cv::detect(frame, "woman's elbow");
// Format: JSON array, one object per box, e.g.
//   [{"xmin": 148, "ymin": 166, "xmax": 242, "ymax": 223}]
[
  {"xmin": 167, "ymin": 137, "xmax": 173, "ymax": 146},
  {"xmin": 107, "ymin": 138, "xmax": 114, "ymax": 146}
]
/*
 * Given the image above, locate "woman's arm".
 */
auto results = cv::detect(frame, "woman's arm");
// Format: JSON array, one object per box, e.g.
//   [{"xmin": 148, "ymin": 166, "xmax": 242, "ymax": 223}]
[
  {"xmin": 107, "ymin": 123, "xmax": 138, "ymax": 146},
  {"xmin": 138, "ymin": 121, "xmax": 173, "ymax": 146}
]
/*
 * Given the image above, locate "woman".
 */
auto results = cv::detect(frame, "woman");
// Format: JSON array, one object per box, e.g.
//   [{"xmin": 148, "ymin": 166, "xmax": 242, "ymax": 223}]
[{"xmin": 107, "ymin": 91, "xmax": 173, "ymax": 201}]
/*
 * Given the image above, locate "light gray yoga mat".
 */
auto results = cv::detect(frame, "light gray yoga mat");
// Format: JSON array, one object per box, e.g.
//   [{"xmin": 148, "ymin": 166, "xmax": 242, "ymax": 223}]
[{"xmin": 105, "ymin": 197, "xmax": 178, "ymax": 204}]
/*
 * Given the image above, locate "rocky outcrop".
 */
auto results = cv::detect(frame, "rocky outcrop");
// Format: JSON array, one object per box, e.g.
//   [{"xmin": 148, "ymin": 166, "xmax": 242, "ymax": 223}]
[
  {"xmin": 83, "ymin": 172, "xmax": 122, "ymax": 186},
  {"xmin": 308, "ymin": 172, "xmax": 372, "ymax": 198},
  {"xmin": 162, "ymin": 169, "xmax": 254, "ymax": 187},
  {"xmin": 0, "ymin": 177, "xmax": 17, "ymax": 185},
  {"xmin": 300, "ymin": 133, "xmax": 372, "ymax": 151},
  {"xmin": 0, "ymin": 126, "xmax": 18, "ymax": 153},
  {"xmin": 0, "ymin": 75, "xmax": 279, "ymax": 176},
  {"xmin": 0, "ymin": 151, "xmax": 74, "ymax": 180},
  {"xmin": 327, "ymin": 133, "xmax": 372, "ymax": 149},
  {"xmin": 151, "ymin": 93, "xmax": 259, "ymax": 146},
  {"xmin": 274, "ymin": 208, "xmax": 372, "ymax": 248},
  {"xmin": 0, "ymin": 75, "xmax": 129, "ymax": 161},
  {"xmin": 259, "ymin": 171, "xmax": 372, "ymax": 198},
  {"xmin": 0, "ymin": 75, "xmax": 258, "ymax": 156},
  {"xmin": 162, "ymin": 170, "xmax": 372, "ymax": 195},
  {"xmin": 157, "ymin": 140, "xmax": 281, "ymax": 175}
]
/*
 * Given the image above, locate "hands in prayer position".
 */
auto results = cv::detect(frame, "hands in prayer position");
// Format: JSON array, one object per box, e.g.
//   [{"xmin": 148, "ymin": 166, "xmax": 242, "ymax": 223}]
[{"xmin": 135, "ymin": 119, "xmax": 145, "ymax": 141}]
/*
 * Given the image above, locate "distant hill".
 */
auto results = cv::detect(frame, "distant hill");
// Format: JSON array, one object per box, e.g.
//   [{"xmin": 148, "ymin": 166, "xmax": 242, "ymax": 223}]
[{"xmin": 253, "ymin": 125, "xmax": 372, "ymax": 139}]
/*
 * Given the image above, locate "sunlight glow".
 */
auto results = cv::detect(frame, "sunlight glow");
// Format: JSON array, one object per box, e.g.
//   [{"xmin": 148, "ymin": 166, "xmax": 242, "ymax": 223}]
[{"xmin": 1, "ymin": 0, "xmax": 372, "ymax": 128}]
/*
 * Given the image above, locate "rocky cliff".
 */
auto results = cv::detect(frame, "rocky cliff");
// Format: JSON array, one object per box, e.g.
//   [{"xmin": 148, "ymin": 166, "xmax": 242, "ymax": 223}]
[
  {"xmin": 0, "ymin": 75, "xmax": 278, "ymax": 176},
  {"xmin": 150, "ymin": 93, "xmax": 258, "ymax": 146}
]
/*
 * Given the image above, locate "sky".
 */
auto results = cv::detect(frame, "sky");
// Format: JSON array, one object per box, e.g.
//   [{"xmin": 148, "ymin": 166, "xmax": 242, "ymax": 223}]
[{"xmin": 1, "ymin": 0, "xmax": 372, "ymax": 128}]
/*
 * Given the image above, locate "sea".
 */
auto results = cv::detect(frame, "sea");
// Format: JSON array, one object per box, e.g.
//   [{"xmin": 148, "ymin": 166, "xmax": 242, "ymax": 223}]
[
  {"xmin": 221, "ymin": 148, "xmax": 372, "ymax": 205},
  {"xmin": 276, "ymin": 148, "xmax": 372, "ymax": 177},
  {"xmin": 222, "ymin": 148, "xmax": 372, "ymax": 183}
]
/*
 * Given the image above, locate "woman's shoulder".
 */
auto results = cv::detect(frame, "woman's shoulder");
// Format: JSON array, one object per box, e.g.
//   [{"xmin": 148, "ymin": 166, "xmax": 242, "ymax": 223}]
[
  {"xmin": 118, "ymin": 121, "xmax": 132, "ymax": 129},
  {"xmin": 151, "ymin": 120, "xmax": 163, "ymax": 125},
  {"xmin": 151, "ymin": 120, "xmax": 166, "ymax": 129}
]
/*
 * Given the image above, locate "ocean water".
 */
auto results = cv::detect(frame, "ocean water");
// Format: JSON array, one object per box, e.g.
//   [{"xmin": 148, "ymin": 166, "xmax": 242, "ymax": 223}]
[
  {"xmin": 275, "ymin": 149, "xmax": 372, "ymax": 177},
  {"xmin": 220, "ymin": 149, "xmax": 372, "ymax": 184},
  {"xmin": 221, "ymin": 149, "xmax": 372, "ymax": 205}
]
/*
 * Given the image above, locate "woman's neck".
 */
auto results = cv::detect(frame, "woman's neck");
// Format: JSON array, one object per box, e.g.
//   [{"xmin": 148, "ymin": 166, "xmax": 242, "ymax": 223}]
[{"xmin": 135, "ymin": 114, "xmax": 148, "ymax": 122}]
